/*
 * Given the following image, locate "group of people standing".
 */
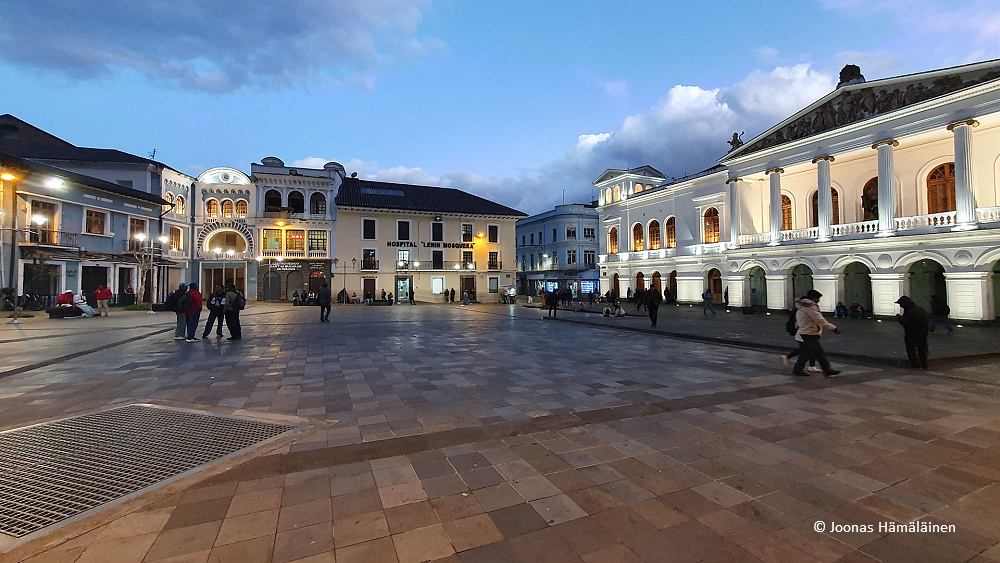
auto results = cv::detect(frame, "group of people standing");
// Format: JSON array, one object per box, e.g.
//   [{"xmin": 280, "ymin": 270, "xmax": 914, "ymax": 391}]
[{"xmin": 166, "ymin": 282, "xmax": 243, "ymax": 342}]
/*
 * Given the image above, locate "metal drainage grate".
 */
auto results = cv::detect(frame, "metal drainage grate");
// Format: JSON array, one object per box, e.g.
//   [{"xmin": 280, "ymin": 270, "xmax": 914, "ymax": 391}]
[{"xmin": 0, "ymin": 404, "xmax": 295, "ymax": 538}]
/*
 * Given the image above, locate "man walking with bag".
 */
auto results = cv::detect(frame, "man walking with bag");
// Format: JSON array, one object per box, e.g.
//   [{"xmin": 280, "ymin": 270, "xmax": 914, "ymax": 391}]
[
  {"xmin": 184, "ymin": 283, "xmax": 203, "ymax": 342},
  {"xmin": 318, "ymin": 283, "xmax": 332, "ymax": 322}
]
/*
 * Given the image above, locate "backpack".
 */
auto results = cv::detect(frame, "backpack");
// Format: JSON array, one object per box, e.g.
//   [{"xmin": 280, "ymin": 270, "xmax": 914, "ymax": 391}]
[
  {"xmin": 177, "ymin": 292, "xmax": 192, "ymax": 313},
  {"xmin": 942, "ymin": 304, "xmax": 951, "ymax": 316},
  {"xmin": 785, "ymin": 308, "xmax": 798, "ymax": 336},
  {"xmin": 231, "ymin": 291, "xmax": 246, "ymax": 311},
  {"xmin": 164, "ymin": 291, "xmax": 179, "ymax": 312},
  {"xmin": 702, "ymin": 290, "xmax": 711, "ymax": 300}
]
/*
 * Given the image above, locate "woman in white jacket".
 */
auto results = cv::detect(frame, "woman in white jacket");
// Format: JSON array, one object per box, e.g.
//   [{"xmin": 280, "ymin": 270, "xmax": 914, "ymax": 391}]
[{"xmin": 792, "ymin": 289, "xmax": 841, "ymax": 376}]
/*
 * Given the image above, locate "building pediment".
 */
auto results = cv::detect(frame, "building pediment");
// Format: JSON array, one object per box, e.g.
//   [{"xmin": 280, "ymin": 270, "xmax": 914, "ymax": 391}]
[
  {"xmin": 593, "ymin": 165, "xmax": 665, "ymax": 186},
  {"xmin": 722, "ymin": 59, "xmax": 1000, "ymax": 162},
  {"xmin": 198, "ymin": 167, "xmax": 252, "ymax": 185}
]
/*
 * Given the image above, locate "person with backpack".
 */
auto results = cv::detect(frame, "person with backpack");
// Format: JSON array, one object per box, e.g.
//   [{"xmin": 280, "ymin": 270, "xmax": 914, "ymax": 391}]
[
  {"xmin": 702, "ymin": 288, "xmax": 716, "ymax": 316},
  {"xmin": 184, "ymin": 283, "xmax": 203, "ymax": 342},
  {"xmin": 928, "ymin": 294, "xmax": 954, "ymax": 335},
  {"xmin": 896, "ymin": 295, "xmax": 929, "ymax": 369},
  {"xmin": 791, "ymin": 289, "xmax": 841, "ymax": 377},
  {"xmin": 781, "ymin": 297, "xmax": 819, "ymax": 373},
  {"xmin": 645, "ymin": 286, "xmax": 661, "ymax": 327},
  {"xmin": 223, "ymin": 283, "xmax": 244, "ymax": 340},
  {"xmin": 202, "ymin": 285, "xmax": 226, "ymax": 338},
  {"xmin": 165, "ymin": 283, "xmax": 189, "ymax": 340}
]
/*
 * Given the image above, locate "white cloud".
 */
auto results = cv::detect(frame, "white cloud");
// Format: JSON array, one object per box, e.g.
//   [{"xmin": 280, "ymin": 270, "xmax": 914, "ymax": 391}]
[
  {"xmin": 603, "ymin": 81, "xmax": 628, "ymax": 97},
  {"xmin": 0, "ymin": 0, "xmax": 438, "ymax": 92},
  {"xmin": 755, "ymin": 46, "xmax": 779, "ymax": 63}
]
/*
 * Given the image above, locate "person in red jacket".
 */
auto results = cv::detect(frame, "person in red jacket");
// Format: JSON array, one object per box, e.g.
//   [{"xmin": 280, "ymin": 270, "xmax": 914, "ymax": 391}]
[
  {"xmin": 55, "ymin": 291, "xmax": 74, "ymax": 306},
  {"xmin": 184, "ymin": 283, "xmax": 204, "ymax": 342},
  {"xmin": 95, "ymin": 284, "xmax": 113, "ymax": 317}
]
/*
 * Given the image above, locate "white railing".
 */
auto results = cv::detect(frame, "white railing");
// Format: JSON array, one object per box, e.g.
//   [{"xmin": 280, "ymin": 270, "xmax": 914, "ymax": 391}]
[
  {"xmin": 738, "ymin": 232, "xmax": 771, "ymax": 245},
  {"xmin": 197, "ymin": 250, "xmax": 250, "ymax": 261},
  {"xmin": 781, "ymin": 227, "xmax": 819, "ymax": 241},
  {"xmin": 165, "ymin": 249, "xmax": 188, "ymax": 260},
  {"xmin": 261, "ymin": 250, "xmax": 282, "ymax": 257},
  {"xmin": 308, "ymin": 250, "xmax": 328, "ymax": 258},
  {"xmin": 285, "ymin": 250, "xmax": 306, "ymax": 258},
  {"xmin": 601, "ymin": 254, "xmax": 618, "ymax": 263},
  {"xmin": 977, "ymin": 206, "xmax": 1000, "ymax": 223},
  {"xmin": 831, "ymin": 220, "xmax": 879, "ymax": 236},
  {"xmin": 694, "ymin": 242, "xmax": 726, "ymax": 255},
  {"xmin": 895, "ymin": 211, "xmax": 957, "ymax": 231}
]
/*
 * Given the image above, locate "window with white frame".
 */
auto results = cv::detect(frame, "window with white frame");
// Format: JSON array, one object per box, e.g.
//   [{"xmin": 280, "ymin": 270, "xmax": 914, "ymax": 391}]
[
  {"xmin": 488, "ymin": 277, "xmax": 499, "ymax": 293},
  {"xmin": 432, "ymin": 222, "xmax": 443, "ymax": 242},
  {"xmin": 584, "ymin": 250, "xmax": 596, "ymax": 266},
  {"xmin": 85, "ymin": 210, "xmax": 107, "ymax": 235},
  {"xmin": 566, "ymin": 227, "xmax": 577, "ymax": 240},
  {"xmin": 583, "ymin": 227, "xmax": 595, "ymax": 240},
  {"xmin": 566, "ymin": 250, "xmax": 577, "ymax": 265},
  {"xmin": 462, "ymin": 223, "xmax": 474, "ymax": 243}
]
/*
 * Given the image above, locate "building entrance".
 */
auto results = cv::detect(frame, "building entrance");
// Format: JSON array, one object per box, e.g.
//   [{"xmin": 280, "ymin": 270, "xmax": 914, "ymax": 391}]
[
  {"xmin": 81, "ymin": 265, "xmax": 108, "ymax": 306},
  {"xmin": 747, "ymin": 267, "xmax": 767, "ymax": 309},
  {"xmin": 363, "ymin": 278, "xmax": 376, "ymax": 302},
  {"xmin": 203, "ymin": 267, "xmax": 245, "ymax": 294},
  {"xmin": 396, "ymin": 276, "xmax": 412, "ymax": 303},
  {"xmin": 461, "ymin": 276, "xmax": 476, "ymax": 302}
]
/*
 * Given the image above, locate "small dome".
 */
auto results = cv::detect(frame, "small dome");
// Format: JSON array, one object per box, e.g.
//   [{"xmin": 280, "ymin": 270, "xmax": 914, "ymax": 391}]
[{"xmin": 261, "ymin": 156, "xmax": 284, "ymax": 167}]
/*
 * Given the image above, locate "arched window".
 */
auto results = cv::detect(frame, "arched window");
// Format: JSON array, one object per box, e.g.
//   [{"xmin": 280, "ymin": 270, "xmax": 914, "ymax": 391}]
[
  {"xmin": 235, "ymin": 200, "xmax": 248, "ymax": 218},
  {"xmin": 608, "ymin": 227, "xmax": 619, "ymax": 254},
  {"xmin": 613, "ymin": 185, "xmax": 621, "ymax": 202},
  {"xmin": 264, "ymin": 189, "xmax": 282, "ymax": 210},
  {"xmin": 206, "ymin": 199, "xmax": 219, "ymax": 218},
  {"xmin": 781, "ymin": 195, "xmax": 792, "ymax": 230},
  {"xmin": 665, "ymin": 217, "xmax": 676, "ymax": 248},
  {"xmin": 310, "ymin": 193, "xmax": 327, "ymax": 214},
  {"xmin": 811, "ymin": 189, "xmax": 841, "ymax": 226},
  {"xmin": 632, "ymin": 223, "xmax": 644, "ymax": 252},
  {"xmin": 175, "ymin": 195, "xmax": 185, "ymax": 216},
  {"xmin": 288, "ymin": 191, "xmax": 305, "ymax": 214},
  {"xmin": 635, "ymin": 184, "xmax": 643, "ymax": 193},
  {"xmin": 927, "ymin": 162, "xmax": 956, "ymax": 214},
  {"xmin": 703, "ymin": 208, "xmax": 720, "ymax": 244},
  {"xmin": 169, "ymin": 226, "xmax": 182, "ymax": 251},
  {"xmin": 648, "ymin": 220, "xmax": 661, "ymax": 250},
  {"xmin": 605, "ymin": 188, "xmax": 612, "ymax": 204},
  {"xmin": 164, "ymin": 192, "xmax": 174, "ymax": 205},
  {"xmin": 862, "ymin": 177, "xmax": 879, "ymax": 221},
  {"xmin": 221, "ymin": 200, "xmax": 234, "ymax": 218}
]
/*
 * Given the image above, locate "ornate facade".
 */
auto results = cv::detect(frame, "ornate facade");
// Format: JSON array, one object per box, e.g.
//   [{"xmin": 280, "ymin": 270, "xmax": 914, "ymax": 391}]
[{"xmin": 597, "ymin": 60, "xmax": 1000, "ymax": 320}]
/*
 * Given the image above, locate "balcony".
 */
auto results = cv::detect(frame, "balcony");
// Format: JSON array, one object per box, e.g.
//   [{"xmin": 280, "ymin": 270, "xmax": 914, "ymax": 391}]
[
  {"xmin": 307, "ymin": 249, "xmax": 329, "ymax": 259},
  {"xmin": 124, "ymin": 239, "xmax": 163, "ymax": 253},
  {"xmin": 361, "ymin": 259, "xmax": 379, "ymax": 271},
  {"xmin": 196, "ymin": 250, "xmax": 250, "ymax": 261},
  {"xmin": 394, "ymin": 260, "xmax": 477, "ymax": 271},
  {"xmin": 165, "ymin": 248, "xmax": 188, "ymax": 260},
  {"xmin": 18, "ymin": 229, "xmax": 79, "ymax": 248},
  {"xmin": 488, "ymin": 261, "xmax": 502, "ymax": 270}
]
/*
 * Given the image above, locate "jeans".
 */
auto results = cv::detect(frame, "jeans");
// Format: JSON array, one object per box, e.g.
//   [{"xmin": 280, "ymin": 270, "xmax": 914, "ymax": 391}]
[
  {"xmin": 224, "ymin": 310, "xmax": 242, "ymax": 339},
  {"xmin": 904, "ymin": 331, "xmax": 929, "ymax": 368},
  {"xmin": 203, "ymin": 309, "xmax": 223, "ymax": 336},
  {"xmin": 929, "ymin": 315, "xmax": 953, "ymax": 333},
  {"xmin": 702, "ymin": 300, "xmax": 715, "ymax": 315},
  {"xmin": 175, "ymin": 312, "xmax": 186, "ymax": 337},
  {"xmin": 648, "ymin": 306, "xmax": 658, "ymax": 327},
  {"xmin": 320, "ymin": 303, "xmax": 331, "ymax": 321},
  {"xmin": 185, "ymin": 312, "xmax": 201, "ymax": 339},
  {"xmin": 793, "ymin": 335, "xmax": 831, "ymax": 374}
]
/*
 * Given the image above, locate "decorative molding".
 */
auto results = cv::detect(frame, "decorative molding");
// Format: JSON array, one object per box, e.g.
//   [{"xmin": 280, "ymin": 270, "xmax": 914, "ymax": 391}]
[
  {"xmin": 811, "ymin": 155, "xmax": 836, "ymax": 164},
  {"xmin": 871, "ymin": 139, "xmax": 899, "ymax": 149},
  {"xmin": 765, "ymin": 168, "xmax": 785, "ymax": 175},
  {"xmin": 196, "ymin": 220, "xmax": 256, "ymax": 255},
  {"xmin": 946, "ymin": 118, "xmax": 980, "ymax": 131}
]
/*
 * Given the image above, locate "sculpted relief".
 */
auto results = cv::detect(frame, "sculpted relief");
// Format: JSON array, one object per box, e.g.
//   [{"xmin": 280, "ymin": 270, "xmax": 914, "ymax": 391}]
[{"xmin": 734, "ymin": 67, "xmax": 1000, "ymax": 156}]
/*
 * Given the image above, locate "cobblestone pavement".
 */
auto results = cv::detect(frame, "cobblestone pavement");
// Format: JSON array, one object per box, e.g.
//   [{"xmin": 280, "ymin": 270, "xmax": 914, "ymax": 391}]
[{"xmin": 3, "ymin": 303, "xmax": 1000, "ymax": 562}]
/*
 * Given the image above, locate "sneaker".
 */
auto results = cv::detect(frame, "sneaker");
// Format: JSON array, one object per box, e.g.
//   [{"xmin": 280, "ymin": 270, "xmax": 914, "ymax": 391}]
[
  {"xmin": 823, "ymin": 370, "xmax": 841, "ymax": 377},
  {"xmin": 806, "ymin": 366, "xmax": 822, "ymax": 373},
  {"xmin": 186, "ymin": 338, "xmax": 199, "ymax": 342},
  {"xmin": 781, "ymin": 355, "xmax": 790, "ymax": 367},
  {"xmin": 173, "ymin": 336, "xmax": 186, "ymax": 340}
]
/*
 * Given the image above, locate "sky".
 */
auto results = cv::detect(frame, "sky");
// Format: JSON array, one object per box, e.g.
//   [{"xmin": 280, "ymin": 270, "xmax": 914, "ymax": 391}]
[{"xmin": 2, "ymin": 0, "xmax": 999, "ymax": 215}]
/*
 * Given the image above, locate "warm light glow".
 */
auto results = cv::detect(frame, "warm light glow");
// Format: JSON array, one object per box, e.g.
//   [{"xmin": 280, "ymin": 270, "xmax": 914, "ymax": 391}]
[
  {"xmin": 256, "ymin": 256, "xmax": 263, "ymax": 262},
  {"xmin": 214, "ymin": 247, "xmax": 222, "ymax": 254},
  {"xmin": 157, "ymin": 235, "xmax": 169, "ymax": 244},
  {"xmin": 135, "ymin": 233, "xmax": 147, "ymax": 242},
  {"xmin": 413, "ymin": 262, "xmax": 420, "ymax": 267},
  {"xmin": 276, "ymin": 221, "xmax": 285, "ymax": 226},
  {"xmin": 277, "ymin": 256, "xmax": 284, "ymax": 262},
  {"xmin": 30, "ymin": 214, "xmax": 47, "ymax": 225},
  {"xmin": 467, "ymin": 264, "xmax": 474, "ymax": 269},
  {"xmin": 44, "ymin": 178, "xmax": 64, "ymax": 190},
  {"xmin": 454, "ymin": 264, "xmax": 460, "ymax": 269},
  {"xmin": 477, "ymin": 232, "xmax": 484, "ymax": 238},
  {"xmin": 0, "ymin": 172, "xmax": 16, "ymax": 181},
  {"xmin": 226, "ymin": 249, "xmax": 235, "ymax": 257}
]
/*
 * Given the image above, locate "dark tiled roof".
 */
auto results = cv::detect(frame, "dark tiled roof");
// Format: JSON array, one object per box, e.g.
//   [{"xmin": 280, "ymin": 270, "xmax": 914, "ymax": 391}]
[
  {"xmin": 0, "ymin": 151, "xmax": 167, "ymax": 205},
  {"xmin": 335, "ymin": 177, "xmax": 526, "ymax": 217},
  {"xmin": 4, "ymin": 145, "xmax": 160, "ymax": 166}
]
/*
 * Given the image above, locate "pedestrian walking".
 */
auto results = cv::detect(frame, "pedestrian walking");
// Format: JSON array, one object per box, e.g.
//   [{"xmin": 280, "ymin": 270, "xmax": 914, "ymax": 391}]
[
  {"xmin": 184, "ymin": 283, "xmax": 203, "ymax": 342},
  {"xmin": 702, "ymin": 288, "xmax": 716, "ymax": 316},
  {"xmin": 95, "ymin": 284, "xmax": 113, "ymax": 316},
  {"xmin": 636, "ymin": 288, "xmax": 645, "ymax": 312},
  {"xmin": 224, "ymin": 283, "xmax": 244, "ymax": 340},
  {"xmin": 547, "ymin": 289, "xmax": 558, "ymax": 317},
  {"xmin": 318, "ymin": 283, "xmax": 332, "ymax": 322},
  {"xmin": 895, "ymin": 295, "xmax": 929, "ymax": 369},
  {"xmin": 928, "ymin": 294, "xmax": 954, "ymax": 335},
  {"xmin": 723, "ymin": 287, "xmax": 729, "ymax": 307},
  {"xmin": 588, "ymin": 291, "xmax": 595, "ymax": 307},
  {"xmin": 645, "ymin": 287, "xmax": 661, "ymax": 327},
  {"xmin": 627, "ymin": 287, "xmax": 633, "ymax": 303},
  {"xmin": 462, "ymin": 290, "xmax": 470, "ymax": 306},
  {"xmin": 409, "ymin": 288, "xmax": 415, "ymax": 305},
  {"xmin": 791, "ymin": 289, "xmax": 841, "ymax": 376},
  {"xmin": 202, "ymin": 285, "xmax": 226, "ymax": 338},
  {"xmin": 664, "ymin": 286, "xmax": 673, "ymax": 304},
  {"xmin": 781, "ymin": 299, "xmax": 819, "ymax": 373},
  {"xmin": 381, "ymin": 289, "xmax": 387, "ymax": 301},
  {"xmin": 165, "ymin": 283, "xmax": 189, "ymax": 340}
]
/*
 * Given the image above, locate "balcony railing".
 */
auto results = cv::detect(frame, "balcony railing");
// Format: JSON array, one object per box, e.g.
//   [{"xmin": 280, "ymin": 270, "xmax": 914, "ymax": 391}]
[
  {"xmin": 361, "ymin": 260, "xmax": 379, "ymax": 271},
  {"xmin": 782, "ymin": 226, "xmax": 819, "ymax": 241},
  {"xmin": 308, "ymin": 250, "xmax": 329, "ymax": 258},
  {"xmin": 738, "ymin": 232, "xmax": 771, "ymax": 245},
  {"xmin": 977, "ymin": 206, "xmax": 1000, "ymax": 223},
  {"xmin": 18, "ymin": 229, "xmax": 79, "ymax": 248},
  {"xmin": 896, "ymin": 211, "xmax": 957, "ymax": 231},
  {"xmin": 124, "ymin": 239, "xmax": 163, "ymax": 253},
  {"xmin": 165, "ymin": 248, "xmax": 187, "ymax": 260},
  {"xmin": 196, "ymin": 250, "xmax": 250, "ymax": 261},
  {"xmin": 831, "ymin": 220, "xmax": 879, "ymax": 237},
  {"xmin": 394, "ymin": 260, "xmax": 477, "ymax": 271},
  {"xmin": 488, "ymin": 261, "xmax": 501, "ymax": 270}
]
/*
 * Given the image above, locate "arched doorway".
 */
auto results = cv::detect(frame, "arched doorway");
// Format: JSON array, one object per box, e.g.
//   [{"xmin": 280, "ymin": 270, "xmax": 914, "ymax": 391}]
[
  {"xmin": 842, "ymin": 262, "xmax": 873, "ymax": 313},
  {"xmin": 747, "ymin": 267, "xmax": 767, "ymax": 309},
  {"xmin": 206, "ymin": 231, "xmax": 248, "ymax": 253},
  {"xmin": 790, "ymin": 264, "xmax": 814, "ymax": 301},
  {"xmin": 287, "ymin": 271, "xmax": 304, "ymax": 300},
  {"xmin": 668, "ymin": 271, "xmax": 677, "ymax": 301},
  {"xmin": 635, "ymin": 272, "xmax": 644, "ymax": 291},
  {"xmin": 651, "ymin": 272, "xmax": 662, "ymax": 293},
  {"xmin": 262, "ymin": 271, "xmax": 281, "ymax": 301},
  {"xmin": 907, "ymin": 259, "xmax": 946, "ymax": 312},
  {"xmin": 612, "ymin": 273, "xmax": 620, "ymax": 297},
  {"xmin": 706, "ymin": 268, "xmax": 722, "ymax": 303},
  {"xmin": 811, "ymin": 189, "xmax": 841, "ymax": 226}
]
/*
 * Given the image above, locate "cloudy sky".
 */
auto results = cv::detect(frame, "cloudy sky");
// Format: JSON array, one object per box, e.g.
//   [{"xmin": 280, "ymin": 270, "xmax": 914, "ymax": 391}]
[{"xmin": 2, "ymin": 0, "xmax": 998, "ymax": 214}]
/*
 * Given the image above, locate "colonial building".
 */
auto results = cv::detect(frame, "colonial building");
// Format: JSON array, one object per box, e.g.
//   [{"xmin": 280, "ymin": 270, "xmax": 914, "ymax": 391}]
[
  {"xmin": 515, "ymin": 203, "xmax": 601, "ymax": 297},
  {"xmin": 597, "ymin": 60, "xmax": 1000, "ymax": 320},
  {"xmin": 1, "ymin": 115, "xmax": 171, "ymax": 305},
  {"xmin": 333, "ymin": 178, "xmax": 525, "ymax": 302}
]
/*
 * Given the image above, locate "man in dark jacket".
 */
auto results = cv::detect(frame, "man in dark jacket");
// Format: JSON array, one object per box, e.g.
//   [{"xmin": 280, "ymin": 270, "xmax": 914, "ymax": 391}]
[
  {"xmin": 547, "ymin": 289, "xmax": 558, "ymax": 318},
  {"xmin": 895, "ymin": 295, "xmax": 929, "ymax": 369},
  {"xmin": 645, "ymin": 287, "xmax": 661, "ymax": 327},
  {"xmin": 202, "ymin": 285, "xmax": 226, "ymax": 338},
  {"xmin": 318, "ymin": 283, "xmax": 332, "ymax": 322},
  {"xmin": 928, "ymin": 294, "xmax": 954, "ymax": 335},
  {"xmin": 223, "ymin": 284, "xmax": 242, "ymax": 340}
]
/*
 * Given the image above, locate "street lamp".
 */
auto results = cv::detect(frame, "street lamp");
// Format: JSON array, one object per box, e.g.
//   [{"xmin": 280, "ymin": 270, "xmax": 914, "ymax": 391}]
[
  {"xmin": 332, "ymin": 257, "xmax": 356, "ymax": 304},
  {"xmin": 6, "ymin": 211, "xmax": 46, "ymax": 324},
  {"xmin": 134, "ymin": 232, "xmax": 163, "ymax": 315}
]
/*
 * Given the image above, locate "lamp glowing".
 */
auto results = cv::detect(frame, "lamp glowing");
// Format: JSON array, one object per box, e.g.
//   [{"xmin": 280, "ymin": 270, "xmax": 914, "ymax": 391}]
[
  {"xmin": 44, "ymin": 178, "xmax": 64, "ymax": 190},
  {"xmin": 214, "ymin": 247, "xmax": 222, "ymax": 254},
  {"xmin": 276, "ymin": 221, "xmax": 285, "ymax": 226},
  {"xmin": 256, "ymin": 256, "xmax": 263, "ymax": 262},
  {"xmin": 30, "ymin": 214, "xmax": 47, "ymax": 225},
  {"xmin": 157, "ymin": 235, "xmax": 169, "ymax": 244},
  {"xmin": 413, "ymin": 262, "xmax": 420, "ymax": 267},
  {"xmin": 0, "ymin": 172, "xmax": 17, "ymax": 181},
  {"xmin": 226, "ymin": 249, "xmax": 235, "ymax": 257},
  {"xmin": 277, "ymin": 256, "xmax": 284, "ymax": 262},
  {"xmin": 135, "ymin": 233, "xmax": 147, "ymax": 242}
]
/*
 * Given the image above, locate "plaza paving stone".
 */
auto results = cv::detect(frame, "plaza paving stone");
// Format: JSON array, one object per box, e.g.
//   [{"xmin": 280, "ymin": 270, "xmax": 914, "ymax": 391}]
[{"xmin": 1, "ymin": 303, "xmax": 1000, "ymax": 562}]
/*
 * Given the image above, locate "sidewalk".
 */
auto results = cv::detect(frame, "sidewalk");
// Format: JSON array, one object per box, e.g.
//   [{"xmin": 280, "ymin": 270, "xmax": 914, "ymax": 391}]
[{"xmin": 526, "ymin": 301, "xmax": 1000, "ymax": 368}]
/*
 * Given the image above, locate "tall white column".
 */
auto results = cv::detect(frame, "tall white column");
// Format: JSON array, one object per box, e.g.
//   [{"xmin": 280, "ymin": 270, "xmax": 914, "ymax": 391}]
[
  {"xmin": 873, "ymin": 140, "xmax": 898, "ymax": 237},
  {"xmin": 948, "ymin": 119, "xmax": 979, "ymax": 230},
  {"xmin": 811, "ymin": 274, "xmax": 839, "ymax": 313},
  {"xmin": 726, "ymin": 178, "xmax": 742, "ymax": 248},
  {"xmin": 767, "ymin": 168, "xmax": 783, "ymax": 246},
  {"xmin": 764, "ymin": 274, "xmax": 788, "ymax": 310},
  {"xmin": 943, "ymin": 272, "xmax": 990, "ymax": 320},
  {"xmin": 813, "ymin": 156, "xmax": 834, "ymax": 241}
]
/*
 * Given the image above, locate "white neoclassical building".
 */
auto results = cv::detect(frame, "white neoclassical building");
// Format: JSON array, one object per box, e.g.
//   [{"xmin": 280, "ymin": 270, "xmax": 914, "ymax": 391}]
[{"xmin": 597, "ymin": 60, "xmax": 1000, "ymax": 320}]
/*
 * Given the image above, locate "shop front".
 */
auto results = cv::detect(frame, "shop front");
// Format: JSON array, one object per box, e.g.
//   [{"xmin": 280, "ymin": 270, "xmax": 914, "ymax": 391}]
[{"xmin": 256, "ymin": 260, "xmax": 331, "ymax": 301}]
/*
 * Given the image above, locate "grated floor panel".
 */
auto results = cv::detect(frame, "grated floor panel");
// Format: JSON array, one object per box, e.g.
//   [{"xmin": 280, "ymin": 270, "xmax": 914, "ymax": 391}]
[{"xmin": 0, "ymin": 404, "xmax": 295, "ymax": 538}]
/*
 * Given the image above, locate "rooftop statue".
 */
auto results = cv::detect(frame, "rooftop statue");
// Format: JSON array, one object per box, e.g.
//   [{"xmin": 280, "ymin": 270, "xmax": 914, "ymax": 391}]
[{"xmin": 727, "ymin": 132, "xmax": 744, "ymax": 151}]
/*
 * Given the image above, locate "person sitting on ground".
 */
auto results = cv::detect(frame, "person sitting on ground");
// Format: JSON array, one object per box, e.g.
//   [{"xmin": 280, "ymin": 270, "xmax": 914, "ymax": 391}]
[
  {"xmin": 834, "ymin": 301, "xmax": 849, "ymax": 318},
  {"xmin": 351, "ymin": 292, "xmax": 358, "ymax": 304},
  {"xmin": 292, "ymin": 291, "xmax": 300, "ymax": 306},
  {"xmin": 575, "ymin": 301, "xmax": 586, "ymax": 312},
  {"xmin": 615, "ymin": 305, "xmax": 626, "ymax": 317},
  {"xmin": 56, "ymin": 290, "xmax": 74, "ymax": 306},
  {"xmin": 850, "ymin": 301, "xmax": 865, "ymax": 319},
  {"xmin": 73, "ymin": 291, "xmax": 97, "ymax": 317}
]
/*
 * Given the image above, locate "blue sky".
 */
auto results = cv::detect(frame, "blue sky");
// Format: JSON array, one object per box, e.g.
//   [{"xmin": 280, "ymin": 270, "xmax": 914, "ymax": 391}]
[{"xmin": 2, "ymin": 0, "xmax": 998, "ymax": 214}]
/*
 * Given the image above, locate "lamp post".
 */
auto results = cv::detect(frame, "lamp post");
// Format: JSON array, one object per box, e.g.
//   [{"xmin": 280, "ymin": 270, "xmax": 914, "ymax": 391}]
[
  {"xmin": 135, "ymin": 233, "xmax": 167, "ymax": 314},
  {"xmin": 226, "ymin": 248, "xmax": 235, "ymax": 290},
  {"xmin": 332, "ymin": 257, "xmax": 356, "ymax": 304},
  {"xmin": 6, "ymin": 212, "xmax": 46, "ymax": 324}
]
